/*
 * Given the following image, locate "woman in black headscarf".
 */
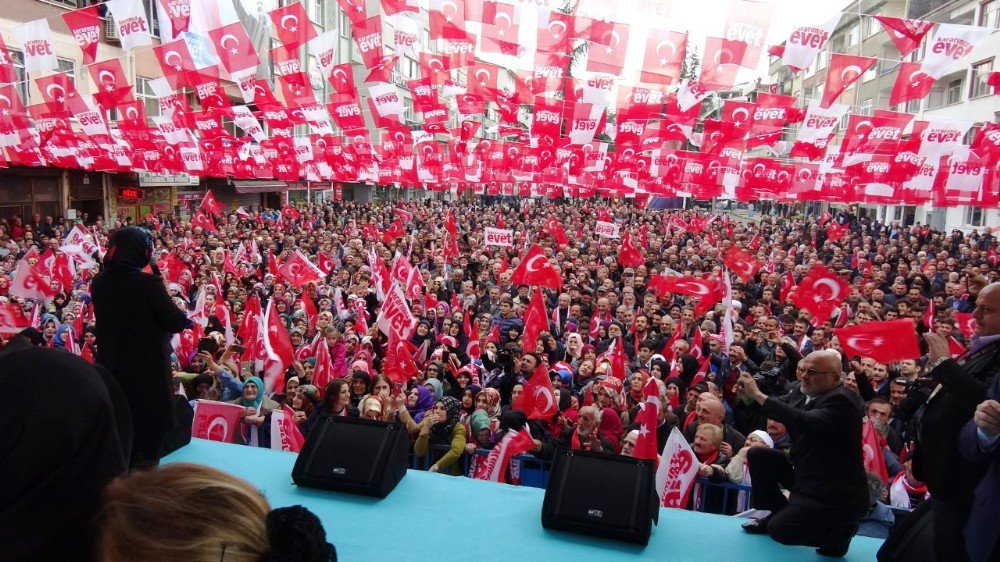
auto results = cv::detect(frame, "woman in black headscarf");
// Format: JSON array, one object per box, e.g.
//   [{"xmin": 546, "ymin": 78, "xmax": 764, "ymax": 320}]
[
  {"xmin": 92, "ymin": 226, "xmax": 190, "ymax": 469},
  {"xmin": 414, "ymin": 396, "xmax": 467, "ymax": 475},
  {"xmin": 0, "ymin": 340, "xmax": 130, "ymax": 561}
]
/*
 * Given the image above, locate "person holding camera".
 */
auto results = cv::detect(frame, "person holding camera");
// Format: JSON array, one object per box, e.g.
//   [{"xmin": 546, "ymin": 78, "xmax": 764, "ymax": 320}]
[{"xmin": 738, "ymin": 350, "xmax": 868, "ymax": 558}]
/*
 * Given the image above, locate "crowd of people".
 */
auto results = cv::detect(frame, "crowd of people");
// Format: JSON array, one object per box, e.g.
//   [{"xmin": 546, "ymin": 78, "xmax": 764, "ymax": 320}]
[{"xmin": 1, "ymin": 197, "xmax": 999, "ymax": 560}]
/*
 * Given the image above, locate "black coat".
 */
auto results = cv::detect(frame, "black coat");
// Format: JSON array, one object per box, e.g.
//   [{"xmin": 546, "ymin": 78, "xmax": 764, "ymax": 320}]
[
  {"xmin": 761, "ymin": 385, "xmax": 868, "ymax": 511},
  {"xmin": 93, "ymin": 267, "xmax": 189, "ymax": 434},
  {"xmin": 913, "ymin": 340, "xmax": 1000, "ymax": 506}
]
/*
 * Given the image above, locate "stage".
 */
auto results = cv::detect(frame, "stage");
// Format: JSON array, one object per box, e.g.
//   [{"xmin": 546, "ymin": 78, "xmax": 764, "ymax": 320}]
[{"xmin": 164, "ymin": 440, "xmax": 884, "ymax": 561}]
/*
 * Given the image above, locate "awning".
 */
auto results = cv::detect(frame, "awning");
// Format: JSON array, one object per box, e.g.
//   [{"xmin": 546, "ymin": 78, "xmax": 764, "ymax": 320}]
[{"xmin": 231, "ymin": 180, "xmax": 287, "ymax": 194}]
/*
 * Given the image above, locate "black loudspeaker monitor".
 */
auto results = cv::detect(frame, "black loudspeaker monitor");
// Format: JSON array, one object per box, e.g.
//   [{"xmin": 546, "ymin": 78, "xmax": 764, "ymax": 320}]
[
  {"xmin": 541, "ymin": 447, "xmax": 659, "ymax": 545},
  {"xmin": 292, "ymin": 415, "xmax": 409, "ymax": 498}
]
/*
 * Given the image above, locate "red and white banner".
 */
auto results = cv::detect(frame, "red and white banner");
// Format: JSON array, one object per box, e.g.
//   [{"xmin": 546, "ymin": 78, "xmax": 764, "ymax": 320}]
[
  {"xmin": 920, "ymin": 23, "xmax": 994, "ymax": 79},
  {"xmin": 278, "ymin": 250, "xmax": 325, "ymax": 288},
  {"xmin": 12, "ymin": 19, "xmax": 57, "ymax": 74},
  {"xmin": 271, "ymin": 406, "xmax": 305, "ymax": 453},
  {"xmin": 781, "ymin": 14, "xmax": 839, "ymax": 71},
  {"xmin": 106, "ymin": 0, "xmax": 154, "ymax": 52},
  {"xmin": 473, "ymin": 428, "xmax": 534, "ymax": 483},
  {"xmin": 62, "ymin": 6, "xmax": 102, "ymax": 64},
  {"xmin": 656, "ymin": 427, "xmax": 699, "ymax": 508},
  {"xmin": 10, "ymin": 259, "xmax": 57, "ymax": 302},
  {"xmin": 834, "ymin": 319, "xmax": 922, "ymax": 363},
  {"xmin": 376, "ymin": 283, "xmax": 417, "ymax": 341},
  {"xmin": 822, "ymin": 54, "xmax": 877, "ymax": 109},
  {"xmin": 0, "ymin": 302, "xmax": 29, "ymax": 335},
  {"xmin": 595, "ymin": 220, "xmax": 620, "ymax": 238},
  {"xmin": 484, "ymin": 227, "xmax": 514, "ymax": 247},
  {"xmin": 862, "ymin": 417, "xmax": 889, "ymax": 483},
  {"xmin": 155, "ymin": 0, "xmax": 192, "ymax": 40},
  {"xmin": 723, "ymin": 0, "xmax": 775, "ymax": 69},
  {"xmin": 191, "ymin": 400, "xmax": 245, "ymax": 443}
]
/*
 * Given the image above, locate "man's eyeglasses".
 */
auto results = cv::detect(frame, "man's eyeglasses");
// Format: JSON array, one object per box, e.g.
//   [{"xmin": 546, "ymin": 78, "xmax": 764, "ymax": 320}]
[{"xmin": 796, "ymin": 367, "xmax": 838, "ymax": 377}]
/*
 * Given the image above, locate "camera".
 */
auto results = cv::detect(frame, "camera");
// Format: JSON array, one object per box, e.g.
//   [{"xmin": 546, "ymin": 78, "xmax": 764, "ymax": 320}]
[{"xmin": 753, "ymin": 365, "xmax": 785, "ymax": 395}]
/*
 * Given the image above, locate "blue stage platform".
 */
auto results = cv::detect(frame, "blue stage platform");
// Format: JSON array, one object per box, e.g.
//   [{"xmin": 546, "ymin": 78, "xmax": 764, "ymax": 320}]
[{"xmin": 164, "ymin": 440, "xmax": 884, "ymax": 561}]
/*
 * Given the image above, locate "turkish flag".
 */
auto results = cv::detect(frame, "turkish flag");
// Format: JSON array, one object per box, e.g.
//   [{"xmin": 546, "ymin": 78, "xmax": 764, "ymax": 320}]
[
  {"xmin": 281, "ymin": 205, "xmax": 302, "ymax": 220},
  {"xmin": 208, "ymin": 21, "xmax": 260, "ymax": 73},
  {"xmin": 954, "ymin": 312, "xmax": 976, "ymax": 339},
  {"xmin": 405, "ymin": 266, "xmax": 427, "ymax": 301},
  {"xmin": 862, "ymin": 417, "xmax": 890, "ymax": 483},
  {"xmin": 316, "ymin": 251, "xmax": 335, "ymax": 275},
  {"xmin": 889, "ymin": 62, "xmax": 935, "ymax": 107},
  {"xmin": 336, "ymin": 0, "xmax": 368, "ymax": 24},
  {"xmin": 473, "ymin": 428, "xmax": 534, "ymax": 483},
  {"xmin": 262, "ymin": 300, "xmax": 295, "ymax": 393},
  {"xmin": 509, "ymin": 244, "xmax": 563, "ymax": 289},
  {"xmin": 723, "ymin": 246, "xmax": 761, "ymax": 281},
  {"xmin": 826, "ymin": 221, "xmax": 850, "ymax": 241},
  {"xmin": 191, "ymin": 401, "xmax": 245, "ymax": 443},
  {"xmin": 278, "ymin": 250, "xmax": 324, "ymax": 288},
  {"xmin": 641, "ymin": 29, "xmax": 686, "ymax": 84},
  {"xmin": 790, "ymin": 264, "xmax": 851, "ymax": 323},
  {"xmin": 700, "ymin": 37, "xmax": 748, "ymax": 90},
  {"xmin": 587, "ymin": 22, "xmax": 630, "ymax": 74},
  {"xmin": 542, "ymin": 214, "xmax": 568, "ymax": 245},
  {"xmin": 633, "ymin": 377, "xmax": 661, "ymax": 461},
  {"xmin": 153, "ymin": 38, "xmax": 197, "ymax": 90},
  {"xmin": 874, "ymin": 16, "xmax": 934, "ymax": 57},
  {"xmin": 383, "ymin": 218, "xmax": 405, "ymax": 244},
  {"xmin": 835, "ymin": 319, "xmax": 921, "ymax": 363},
  {"xmin": 609, "ymin": 335, "xmax": 628, "ymax": 381},
  {"xmin": 268, "ymin": 2, "xmax": 317, "ymax": 52},
  {"xmin": 822, "ymin": 54, "xmax": 877, "ymax": 109},
  {"xmin": 311, "ymin": 332, "xmax": 335, "ymax": 391},
  {"xmin": 385, "ymin": 332, "xmax": 421, "ymax": 385},
  {"xmin": 62, "ymin": 5, "xmax": 101, "ymax": 64},
  {"xmin": 536, "ymin": 9, "xmax": 572, "ymax": 53},
  {"xmin": 200, "ymin": 190, "xmax": 223, "ymax": 217},
  {"xmin": 521, "ymin": 288, "xmax": 548, "ymax": 353},
  {"xmin": 513, "ymin": 362, "xmax": 558, "ymax": 420},
  {"xmin": 618, "ymin": 230, "xmax": 645, "ymax": 268},
  {"xmin": 190, "ymin": 211, "xmax": 217, "ymax": 233}
]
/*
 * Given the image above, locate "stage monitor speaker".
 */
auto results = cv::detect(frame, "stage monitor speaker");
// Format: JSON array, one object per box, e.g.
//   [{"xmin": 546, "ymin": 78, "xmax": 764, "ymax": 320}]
[
  {"xmin": 292, "ymin": 415, "xmax": 409, "ymax": 498},
  {"xmin": 541, "ymin": 447, "xmax": 659, "ymax": 545}
]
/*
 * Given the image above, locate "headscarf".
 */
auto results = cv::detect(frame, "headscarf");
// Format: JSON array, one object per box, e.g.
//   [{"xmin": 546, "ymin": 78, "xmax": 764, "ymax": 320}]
[
  {"xmin": 406, "ymin": 385, "xmax": 435, "ymax": 423},
  {"xmin": 469, "ymin": 409, "xmax": 491, "ymax": 438},
  {"xmin": 424, "ymin": 377, "xmax": 444, "ymax": 400},
  {"xmin": 103, "ymin": 226, "xmax": 154, "ymax": 272},
  {"xmin": 477, "ymin": 387, "xmax": 502, "ymax": 419},
  {"xmin": 750, "ymin": 429, "xmax": 775, "ymax": 449},
  {"xmin": 298, "ymin": 385, "xmax": 320, "ymax": 404},
  {"xmin": 53, "ymin": 324, "xmax": 76, "ymax": 348},
  {"xmin": 430, "ymin": 396, "xmax": 462, "ymax": 442},
  {"xmin": 462, "ymin": 384, "xmax": 482, "ymax": 414},
  {"xmin": 595, "ymin": 376, "xmax": 624, "ymax": 409},
  {"xmin": 238, "ymin": 376, "xmax": 265, "ymax": 410},
  {"xmin": 597, "ymin": 407, "xmax": 624, "ymax": 452},
  {"xmin": 0, "ymin": 340, "xmax": 129, "ymax": 560}
]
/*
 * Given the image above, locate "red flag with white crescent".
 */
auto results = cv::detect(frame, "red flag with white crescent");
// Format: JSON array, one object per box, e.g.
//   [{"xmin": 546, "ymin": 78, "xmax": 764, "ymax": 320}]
[{"xmin": 834, "ymin": 320, "xmax": 922, "ymax": 364}]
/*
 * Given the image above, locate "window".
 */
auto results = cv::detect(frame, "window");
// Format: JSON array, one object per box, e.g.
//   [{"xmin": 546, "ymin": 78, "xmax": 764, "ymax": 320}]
[
  {"xmin": 46, "ymin": 0, "xmax": 78, "ymax": 7},
  {"xmin": 947, "ymin": 78, "xmax": 964, "ymax": 104},
  {"xmin": 135, "ymin": 77, "xmax": 160, "ymax": 119},
  {"xmin": 867, "ymin": 16, "xmax": 882, "ymax": 36},
  {"xmin": 981, "ymin": 0, "xmax": 999, "ymax": 28},
  {"xmin": 56, "ymin": 58, "xmax": 75, "ymax": 85},
  {"xmin": 864, "ymin": 64, "xmax": 877, "ymax": 82},
  {"xmin": 403, "ymin": 97, "xmax": 413, "ymax": 123},
  {"xmin": 971, "ymin": 59, "xmax": 994, "ymax": 98},
  {"xmin": 846, "ymin": 25, "xmax": 860, "ymax": 47},
  {"xmin": 7, "ymin": 49, "xmax": 28, "ymax": 106},
  {"xmin": 859, "ymin": 98, "xmax": 874, "ymax": 116},
  {"xmin": 906, "ymin": 98, "xmax": 921, "ymax": 113},
  {"xmin": 143, "ymin": 0, "xmax": 160, "ymax": 38},
  {"xmin": 966, "ymin": 206, "xmax": 984, "ymax": 226}
]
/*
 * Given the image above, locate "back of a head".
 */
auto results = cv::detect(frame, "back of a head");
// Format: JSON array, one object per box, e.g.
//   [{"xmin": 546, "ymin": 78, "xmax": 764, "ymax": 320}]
[
  {"xmin": 101, "ymin": 463, "xmax": 271, "ymax": 562},
  {"xmin": 100, "ymin": 464, "xmax": 337, "ymax": 562}
]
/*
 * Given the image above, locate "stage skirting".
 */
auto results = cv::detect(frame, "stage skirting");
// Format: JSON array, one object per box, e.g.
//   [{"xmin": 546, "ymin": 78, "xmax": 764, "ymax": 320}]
[{"xmin": 164, "ymin": 440, "xmax": 884, "ymax": 561}]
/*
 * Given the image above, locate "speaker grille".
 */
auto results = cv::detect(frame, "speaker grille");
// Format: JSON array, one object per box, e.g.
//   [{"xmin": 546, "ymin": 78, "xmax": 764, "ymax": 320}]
[
  {"xmin": 305, "ymin": 421, "xmax": 392, "ymax": 486},
  {"xmin": 556, "ymin": 454, "xmax": 642, "ymax": 528}
]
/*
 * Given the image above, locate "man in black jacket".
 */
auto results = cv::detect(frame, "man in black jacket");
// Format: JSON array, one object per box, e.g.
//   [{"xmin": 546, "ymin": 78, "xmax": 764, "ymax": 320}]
[
  {"xmin": 738, "ymin": 350, "xmax": 868, "ymax": 557},
  {"xmin": 93, "ymin": 226, "xmax": 190, "ymax": 469},
  {"xmin": 912, "ymin": 283, "xmax": 1000, "ymax": 561}
]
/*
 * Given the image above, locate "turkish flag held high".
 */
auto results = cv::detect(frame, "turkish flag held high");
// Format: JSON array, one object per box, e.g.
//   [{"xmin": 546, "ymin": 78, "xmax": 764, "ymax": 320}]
[
  {"xmin": 834, "ymin": 319, "xmax": 921, "ymax": 363},
  {"xmin": 268, "ymin": 2, "xmax": 317, "ymax": 52},
  {"xmin": 723, "ymin": 246, "xmax": 761, "ymax": 281},
  {"xmin": 633, "ymin": 377, "xmax": 661, "ymax": 461},
  {"xmin": 520, "ymin": 288, "xmax": 548, "ymax": 353},
  {"xmin": 191, "ymin": 400, "xmax": 245, "ymax": 443},
  {"xmin": 513, "ymin": 361, "xmax": 558, "ymax": 420},
  {"xmin": 822, "ymin": 54, "xmax": 877, "ymax": 109},
  {"xmin": 278, "ymin": 250, "xmax": 324, "ymax": 288},
  {"xmin": 618, "ymin": 230, "xmax": 645, "ymax": 268},
  {"xmin": 790, "ymin": 264, "xmax": 851, "ymax": 323},
  {"xmin": 509, "ymin": 244, "xmax": 563, "ymax": 289}
]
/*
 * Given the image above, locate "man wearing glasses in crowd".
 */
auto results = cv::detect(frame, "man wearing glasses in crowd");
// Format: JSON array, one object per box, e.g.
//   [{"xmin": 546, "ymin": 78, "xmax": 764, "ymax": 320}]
[{"xmin": 736, "ymin": 350, "xmax": 868, "ymax": 558}]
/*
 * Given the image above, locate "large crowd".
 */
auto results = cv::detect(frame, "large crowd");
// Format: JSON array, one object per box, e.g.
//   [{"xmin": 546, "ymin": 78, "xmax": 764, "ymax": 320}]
[{"xmin": 2, "ymin": 198, "xmax": 999, "ymax": 560}]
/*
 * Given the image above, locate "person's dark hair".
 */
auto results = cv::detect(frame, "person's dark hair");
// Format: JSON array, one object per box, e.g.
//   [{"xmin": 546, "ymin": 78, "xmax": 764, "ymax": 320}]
[{"xmin": 321, "ymin": 380, "xmax": 349, "ymax": 413}]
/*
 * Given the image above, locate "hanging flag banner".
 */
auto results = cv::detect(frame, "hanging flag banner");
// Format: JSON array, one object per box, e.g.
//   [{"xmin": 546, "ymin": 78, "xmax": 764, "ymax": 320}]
[
  {"xmin": 484, "ymin": 227, "xmax": 514, "ymax": 247},
  {"xmin": 12, "ymin": 19, "xmax": 58, "ymax": 74},
  {"xmin": 106, "ymin": 0, "xmax": 154, "ymax": 52},
  {"xmin": 920, "ymin": 24, "xmax": 994, "ymax": 79},
  {"xmin": 781, "ymin": 13, "xmax": 840, "ymax": 71}
]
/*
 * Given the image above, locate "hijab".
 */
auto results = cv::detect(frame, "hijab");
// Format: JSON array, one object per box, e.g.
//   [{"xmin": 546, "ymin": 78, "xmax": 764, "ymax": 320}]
[
  {"xmin": 478, "ymin": 387, "xmax": 502, "ymax": 419},
  {"xmin": 424, "ymin": 377, "xmax": 444, "ymax": 400},
  {"xmin": 104, "ymin": 226, "xmax": 154, "ymax": 272},
  {"xmin": 406, "ymin": 385, "xmax": 435, "ymax": 423},
  {"xmin": 598, "ymin": 407, "xmax": 624, "ymax": 452},
  {"xmin": 430, "ymin": 396, "xmax": 462, "ymax": 442},
  {"xmin": 238, "ymin": 376, "xmax": 265, "ymax": 410}
]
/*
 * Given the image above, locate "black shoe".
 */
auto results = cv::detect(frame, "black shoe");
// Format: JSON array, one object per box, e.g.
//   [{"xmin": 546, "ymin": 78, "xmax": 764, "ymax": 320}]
[
  {"xmin": 815, "ymin": 524, "xmax": 857, "ymax": 557},
  {"xmin": 741, "ymin": 517, "xmax": 770, "ymax": 535}
]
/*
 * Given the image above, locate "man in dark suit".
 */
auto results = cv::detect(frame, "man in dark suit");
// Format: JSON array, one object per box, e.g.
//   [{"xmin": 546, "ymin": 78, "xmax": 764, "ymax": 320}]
[
  {"xmin": 913, "ymin": 282, "xmax": 1000, "ymax": 561},
  {"xmin": 93, "ymin": 226, "xmax": 190, "ymax": 469},
  {"xmin": 959, "ymin": 373, "xmax": 1000, "ymax": 562},
  {"xmin": 738, "ymin": 350, "xmax": 868, "ymax": 557}
]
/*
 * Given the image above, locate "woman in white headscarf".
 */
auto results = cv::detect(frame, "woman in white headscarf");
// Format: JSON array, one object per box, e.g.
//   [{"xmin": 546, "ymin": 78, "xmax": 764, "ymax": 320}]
[{"xmin": 725, "ymin": 429, "xmax": 774, "ymax": 512}]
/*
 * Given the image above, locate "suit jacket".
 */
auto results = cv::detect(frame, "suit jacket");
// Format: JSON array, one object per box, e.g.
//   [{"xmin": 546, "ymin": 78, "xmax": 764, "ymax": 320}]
[
  {"xmin": 761, "ymin": 385, "xmax": 868, "ymax": 510},
  {"xmin": 913, "ymin": 339, "xmax": 1000, "ymax": 506},
  {"xmin": 958, "ymin": 372, "xmax": 1000, "ymax": 562}
]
